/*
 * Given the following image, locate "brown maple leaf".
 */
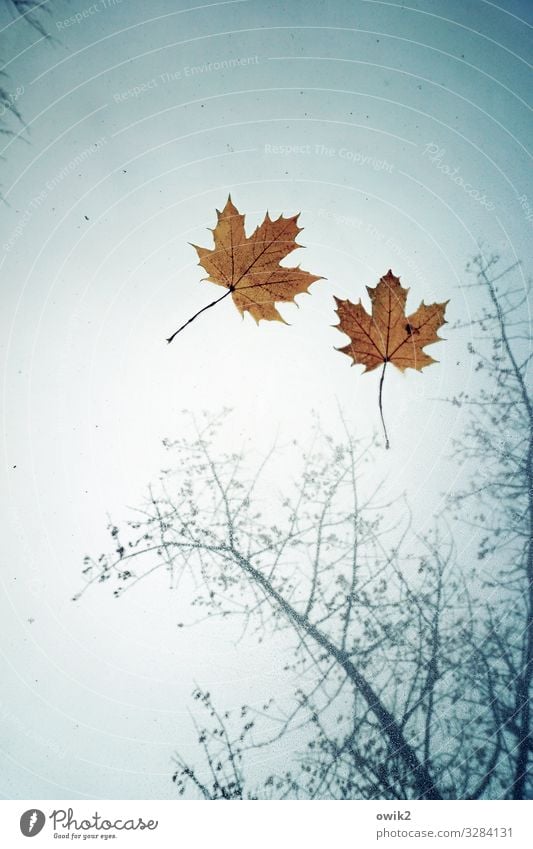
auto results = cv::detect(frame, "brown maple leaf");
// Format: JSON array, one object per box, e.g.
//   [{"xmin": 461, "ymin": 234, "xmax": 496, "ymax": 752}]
[
  {"xmin": 167, "ymin": 197, "xmax": 321, "ymax": 342},
  {"xmin": 334, "ymin": 270, "xmax": 448, "ymax": 448}
]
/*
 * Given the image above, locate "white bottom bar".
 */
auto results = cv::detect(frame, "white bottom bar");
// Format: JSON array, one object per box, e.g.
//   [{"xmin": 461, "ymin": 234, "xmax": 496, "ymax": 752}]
[{"xmin": 1, "ymin": 799, "xmax": 532, "ymax": 848}]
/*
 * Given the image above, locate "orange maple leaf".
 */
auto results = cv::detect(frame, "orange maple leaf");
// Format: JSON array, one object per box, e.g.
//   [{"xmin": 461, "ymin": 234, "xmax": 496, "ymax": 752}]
[
  {"xmin": 167, "ymin": 197, "xmax": 322, "ymax": 342},
  {"xmin": 334, "ymin": 270, "xmax": 448, "ymax": 447}
]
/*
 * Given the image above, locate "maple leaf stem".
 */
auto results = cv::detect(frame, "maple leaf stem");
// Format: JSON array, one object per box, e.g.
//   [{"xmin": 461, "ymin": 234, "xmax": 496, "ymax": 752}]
[
  {"xmin": 378, "ymin": 361, "xmax": 390, "ymax": 450},
  {"xmin": 166, "ymin": 288, "xmax": 234, "ymax": 344}
]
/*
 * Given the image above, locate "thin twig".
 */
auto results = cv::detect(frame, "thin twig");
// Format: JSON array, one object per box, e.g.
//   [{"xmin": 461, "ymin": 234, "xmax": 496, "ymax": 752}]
[{"xmin": 166, "ymin": 287, "xmax": 233, "ymax": 343}]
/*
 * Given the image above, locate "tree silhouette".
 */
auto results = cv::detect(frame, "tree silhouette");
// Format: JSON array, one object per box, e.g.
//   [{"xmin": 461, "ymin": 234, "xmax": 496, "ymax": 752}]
[
  {"xmin": 1, "ymin": 0, "xmax": 52, "ymax": 139},
  {"xmin": 448, "ymin": 254, "xmax": 532, "ymax": 800},
  {"xmin": 79, "ymin": 257, "xmax": 531, "ymax": 800}
]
